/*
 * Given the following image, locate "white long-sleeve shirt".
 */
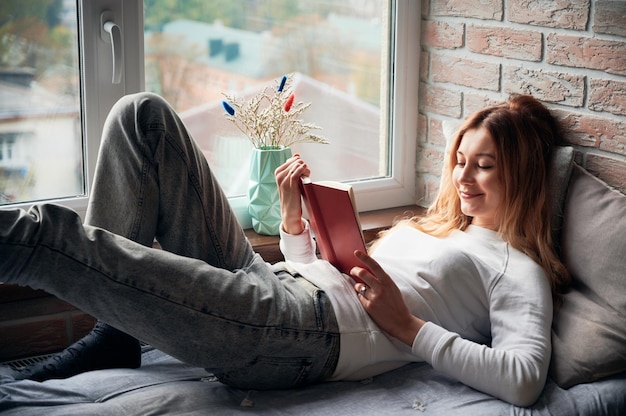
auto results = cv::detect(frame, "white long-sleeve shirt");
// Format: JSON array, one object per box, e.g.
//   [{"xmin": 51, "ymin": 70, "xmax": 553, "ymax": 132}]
[{"xmin": 279, "ymin": 222, "xmax": 552, "ymax": 407}]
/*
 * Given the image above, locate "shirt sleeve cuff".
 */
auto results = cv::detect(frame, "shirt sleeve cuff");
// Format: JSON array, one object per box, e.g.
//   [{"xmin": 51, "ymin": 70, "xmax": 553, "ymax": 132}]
[
  {"xmin": 411, "ymin": 321, "xmax": 453, "ymax": 363},
  {"xmin": 279, "ymin": 220, "xmax": 318, "ymax": 264}
]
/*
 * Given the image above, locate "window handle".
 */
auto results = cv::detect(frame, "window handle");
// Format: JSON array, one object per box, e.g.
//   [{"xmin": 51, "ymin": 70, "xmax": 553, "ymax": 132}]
[{"xmin": 100, "ymin": 10, "xmax": 122, "ymax": 84}]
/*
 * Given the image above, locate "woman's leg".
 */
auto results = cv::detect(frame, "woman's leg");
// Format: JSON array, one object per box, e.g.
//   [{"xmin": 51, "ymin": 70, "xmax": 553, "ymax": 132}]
[
  {"xmin": 0, "ymin": 93, "xmax": 339, "ymax": 388},
  {"xmin": 85, "ymin": 92, "xmax": 253, "ymax": 267},
  {"xmin": 4, "ymin": 92, "xmax": 255, "ymax": 381},
  {"xmin": 0, "ymin": 206, "xmax": 338, "ymax": 389}
]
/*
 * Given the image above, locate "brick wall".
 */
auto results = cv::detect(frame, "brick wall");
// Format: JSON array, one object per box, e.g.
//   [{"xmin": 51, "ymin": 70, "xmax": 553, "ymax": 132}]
[
  {"xmin": 0, "ymin": 285, "xmax": 96, "ymax": 361},
  {"xmin": 417, "ymin": 0, "xmax": 626, "ymax": 206}
]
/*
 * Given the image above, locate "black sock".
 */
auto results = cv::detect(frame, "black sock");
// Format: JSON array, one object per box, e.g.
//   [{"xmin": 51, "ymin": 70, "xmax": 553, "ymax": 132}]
[{"xmin": 10, "ymin": 321, "xmax": 141, "ymax": 382}]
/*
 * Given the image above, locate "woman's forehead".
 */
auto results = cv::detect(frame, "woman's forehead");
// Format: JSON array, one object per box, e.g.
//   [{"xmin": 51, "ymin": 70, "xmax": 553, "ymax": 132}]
[{"xmin": 458, "ymin": 127, "xmax": 496, "ymax": 156}]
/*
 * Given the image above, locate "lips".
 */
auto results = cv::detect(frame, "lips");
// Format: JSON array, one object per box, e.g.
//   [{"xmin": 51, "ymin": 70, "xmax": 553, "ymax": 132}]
[{"xmin": 459, "ymin": 190, "xmax": 483, "ymax": 199}]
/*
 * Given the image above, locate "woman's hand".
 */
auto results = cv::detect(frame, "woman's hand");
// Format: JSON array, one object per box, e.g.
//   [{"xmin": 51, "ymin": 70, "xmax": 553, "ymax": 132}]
[
  {"xmin": 351, "ymin": 250, "xmax": 425, "ymax": 346},
  {"xmin": 275, "ymin": 154, "xmax": 310, "ymax": 235}
]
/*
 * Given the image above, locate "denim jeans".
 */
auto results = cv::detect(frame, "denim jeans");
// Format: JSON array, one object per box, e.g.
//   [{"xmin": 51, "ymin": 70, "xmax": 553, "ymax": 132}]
[{"xmin": 0, "ymin": 92, "xmax": 339, "ymax": 390}]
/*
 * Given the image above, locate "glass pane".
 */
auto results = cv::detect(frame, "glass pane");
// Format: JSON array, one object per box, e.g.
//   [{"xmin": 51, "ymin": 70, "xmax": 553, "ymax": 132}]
[
  {"xmin": 0, "ymin": 0, "xmax": 83, "ymax": 205},
  {"xmin": 144, "ymin": 0, "xmax": 391, "ymax": 198}
]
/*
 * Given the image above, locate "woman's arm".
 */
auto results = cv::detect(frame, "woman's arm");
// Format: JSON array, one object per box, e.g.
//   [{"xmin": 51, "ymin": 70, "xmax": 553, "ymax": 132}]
[
  {"xmin": 275, "ymin": 154, "xmax": 309, "ymax": 235},
  {"xmin": 275, "ymin": 155, "xmax": 318, "ymax": 264},
  {"xmin": 414, "ymin": 268, "xmax": 552, "ymax": 407},
  {"xmin": 351, "ymin": 249, "xmax": 552, "ymax": 407}
]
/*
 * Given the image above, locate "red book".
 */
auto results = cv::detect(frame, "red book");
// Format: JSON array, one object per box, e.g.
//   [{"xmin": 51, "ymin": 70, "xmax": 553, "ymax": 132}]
[{"xmin": 299, "ymin": 177, "xmax": 367, "ymax": 283}]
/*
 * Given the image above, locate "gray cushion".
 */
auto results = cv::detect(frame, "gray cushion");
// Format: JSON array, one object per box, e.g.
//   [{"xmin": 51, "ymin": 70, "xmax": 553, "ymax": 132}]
[{"xmin": 550, "ymin": 164, "xmax": 626, "ymax": 388}]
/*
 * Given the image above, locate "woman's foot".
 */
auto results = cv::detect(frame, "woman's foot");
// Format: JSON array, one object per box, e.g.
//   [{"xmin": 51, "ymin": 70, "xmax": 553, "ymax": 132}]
[{"xmin": 10, "ymin": 321, "xmax": 141, "ymax": 382}]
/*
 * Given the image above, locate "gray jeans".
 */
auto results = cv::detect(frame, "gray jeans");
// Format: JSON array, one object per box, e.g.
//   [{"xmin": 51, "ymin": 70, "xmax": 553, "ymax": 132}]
[{"xmin": 0, "ymin": 92, "xmax": 339, "ymax": 390}]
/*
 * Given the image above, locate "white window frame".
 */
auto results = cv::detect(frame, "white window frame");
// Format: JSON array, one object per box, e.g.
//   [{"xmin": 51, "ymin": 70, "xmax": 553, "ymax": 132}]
[
  {"xmin": 76, "ymin": 0, "xmax": 145, "ymax": 219},
  {"xmin": 350, "ymin": 0, "xmax": 419, "ymax": 212},
  {"xmin": 8, "ymin": 0, "xmax": 419, "ymax": 226}
]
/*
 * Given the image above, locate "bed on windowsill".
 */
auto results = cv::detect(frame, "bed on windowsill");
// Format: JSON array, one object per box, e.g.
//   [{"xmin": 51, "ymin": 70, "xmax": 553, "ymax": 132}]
[{"xmin": 1, "ymin": 148, "xmax": 625, "ymax": 415}]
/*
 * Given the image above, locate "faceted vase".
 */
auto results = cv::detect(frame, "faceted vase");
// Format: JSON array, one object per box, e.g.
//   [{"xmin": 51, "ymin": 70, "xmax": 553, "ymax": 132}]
[{"xmin": 248, "ymin": 146, "xmax": 292, "ymax": 235}]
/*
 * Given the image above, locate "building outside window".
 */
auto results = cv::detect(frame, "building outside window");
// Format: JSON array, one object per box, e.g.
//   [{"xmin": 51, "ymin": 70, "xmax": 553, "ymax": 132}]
[
  {"xmin": 0, "ymin": 0, "xmax": 418, "ymax": 225},
  {"xmin": 0, "ymin": 1, "xmax": 82, "ymax": 205}
]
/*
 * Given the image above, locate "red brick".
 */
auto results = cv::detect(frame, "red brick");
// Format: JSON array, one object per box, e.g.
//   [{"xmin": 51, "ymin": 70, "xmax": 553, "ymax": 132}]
[
  {"xmin": 503, "ymin": 66, "xmax": 584, "ymax": 107},
  {"xmin": 585, "ymin": 153, "xmax": 626, "ymax": 192},
  {"xmin": 416, "ymin": 146, "xmax": 446, "ymax": 175},
  {"xmin": 425, "ymin": 175, "xmax": 443, "ymax": 207},
  {"xmin": 71, "ymin": 313, "xmax": 97, "ymax": 342},
  {"xmin": 416, "ymin": 175, "xmax": 442, "ymax": 208},
  {"xmin": 596, "ymin": 126, "xmax": 626, "ymax": 156},
  {"xmin": 431, "ymin": 54, "xmax": 500, "ymax": 91},
  {"xmin": 464, "ymin": 93, "xmax": 504, "ymax": 117},
  {"xmin": 420, "ymin": 82, "xmax": 462, "ymax": 118},
  {"xmin": 546, "ymin": 33, "xmax": 626, "ymax": 76},
  {"xmin": 553, "ymin": 110, "xmax": 598, "ymax": 148},
  {"xmin": 508, "ymin": 0, "xmax": 589, "ymax": 30},
  {"xmin": 431, "ymin": 0, "xmax": 503, "ymax": 20},
  {"xmin": 421, "ymin": 0, "xmax": 430, "ymax": 18},
  {"xmin": 416, "ymin": 175, "xmax": 428, "ymax": 207},
  {"xmin": 421, "ymin": 20, "xmax": 464, "ymax": 49},
  {"xmin": 560, "ymin": 112, "xmax": 626, "ymax": 156},
  {"xmin": 593, "ymin": 0, "xmax": 626, "ymax": 37},
  {"xmin": 589, "ymin": 79, "xmax": 626, "ymax": 116},
  {"xmin": 420, "ymin": 51, "xmax": 429, "ymax": 81},
  {"xmin": 428, "ymin": 118, "xmax": 447, "ymax": 147},
  {"xmin": 0, "ymin": 296, "xmax": 78, "ymax": 321},
  {"xmin": 467, "ymin": 25, "xmax": 542, "ymax": 61},
  {"xmin": 418, "ymin": 113, "xmax": 428, "ymax": 144},
  {"xmin": 0, "ymin": 318, "xmax": 68, "ymax": 360}
]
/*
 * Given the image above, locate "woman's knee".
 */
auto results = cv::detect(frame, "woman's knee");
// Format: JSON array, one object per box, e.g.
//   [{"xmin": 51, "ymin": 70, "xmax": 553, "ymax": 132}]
[
  {"xmin": 108, "ymin": 92, "xmax": 174, "ymax": 130},
  {"xmin": 114, "ymin": 91, "xmax": 169, "ymax": 112},
  {"xmin": 103, "ymin": 92, "xmax": 178, "ymax": 155}
]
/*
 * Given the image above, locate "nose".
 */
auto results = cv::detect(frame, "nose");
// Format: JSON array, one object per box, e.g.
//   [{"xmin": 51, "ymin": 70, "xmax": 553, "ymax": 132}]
[{"xmin": 457, "ymin": 164, "xmax": 474, "ymax": 184}]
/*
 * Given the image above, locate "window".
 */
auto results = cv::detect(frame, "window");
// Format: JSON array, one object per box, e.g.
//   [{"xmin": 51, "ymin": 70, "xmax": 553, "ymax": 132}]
[
  {"xmin": 1, "ymin": 0, "xmax": 418, "ymax": 226},
  {"xmin": 0, "ymin": 1, "xmax": 83, "ymax": 207}
]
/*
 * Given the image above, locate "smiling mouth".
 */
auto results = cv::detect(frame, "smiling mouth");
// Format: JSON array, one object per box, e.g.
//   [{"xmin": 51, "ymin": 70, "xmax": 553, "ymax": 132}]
[{"xmin": 459, "ymin": 191, "xmax": 483, "ymax": 199}]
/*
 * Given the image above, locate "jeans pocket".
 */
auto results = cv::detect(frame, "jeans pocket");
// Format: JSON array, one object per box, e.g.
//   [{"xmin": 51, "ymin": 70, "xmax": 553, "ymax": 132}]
[{"xmin": 216, "ymin": 355, "xmax": 314, "ymax": 390}]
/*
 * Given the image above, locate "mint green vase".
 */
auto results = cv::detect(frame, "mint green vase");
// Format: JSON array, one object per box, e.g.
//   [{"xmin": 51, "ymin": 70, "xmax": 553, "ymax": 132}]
[{"xmin": 248, "ymin": 146, "xmax": 292, "ymax": 235}]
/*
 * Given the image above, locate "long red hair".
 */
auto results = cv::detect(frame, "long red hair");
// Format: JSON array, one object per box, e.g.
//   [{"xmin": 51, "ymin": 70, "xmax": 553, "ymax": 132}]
[{"xmin": 380, "ymin": 95, "xmax": 570, "ymax": 300}]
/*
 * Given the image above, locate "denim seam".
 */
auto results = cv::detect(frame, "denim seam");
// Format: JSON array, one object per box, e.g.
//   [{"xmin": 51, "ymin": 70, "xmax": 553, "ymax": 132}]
[{"xmin": 161, "ymin": 131, "xmax": 228, "ymax": 269}]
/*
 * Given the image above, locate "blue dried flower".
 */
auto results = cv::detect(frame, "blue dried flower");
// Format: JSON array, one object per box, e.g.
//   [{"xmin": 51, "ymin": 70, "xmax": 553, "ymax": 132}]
[
  {"xmin": 277, "ymin": 75, "xmax": 287, "ymax": 92},
  {"xmin": 222, "ymin": 100, "xmax": 235, "ymax": 116}
]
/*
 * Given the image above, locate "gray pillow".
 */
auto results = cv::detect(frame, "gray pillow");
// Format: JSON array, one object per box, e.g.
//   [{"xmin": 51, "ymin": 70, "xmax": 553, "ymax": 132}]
[{"xmin": 550, "ymin": 164, "xmax": 626, "ymax": 388}]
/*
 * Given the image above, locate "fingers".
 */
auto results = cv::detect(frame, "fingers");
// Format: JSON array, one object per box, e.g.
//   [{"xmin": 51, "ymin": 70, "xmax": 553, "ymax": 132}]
[
  {"xmin": 351, "ymin": 250, "xmax": 392, "ymax": 299},
  {"xmin": 275, "ymin": 154, "xmax": 310, "ymax": 183},
  {"xmin": 276, "ymin": 155, "xmax": 309, "ymax": 203},
  {"xmin": 353, "ymin": 250, "xmax": 386, "ymax": 282}
]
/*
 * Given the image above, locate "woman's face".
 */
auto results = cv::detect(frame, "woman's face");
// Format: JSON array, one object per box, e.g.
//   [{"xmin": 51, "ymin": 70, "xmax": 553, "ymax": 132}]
[{"xmin": 452, "ymin": 127, "xmax": 503, "ymax": 231}]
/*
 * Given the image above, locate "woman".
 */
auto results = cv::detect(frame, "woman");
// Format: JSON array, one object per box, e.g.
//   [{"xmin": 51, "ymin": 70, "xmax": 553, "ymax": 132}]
[{"xmin": 0, "ymin": 93, "xmax": 568, "ymax": 407}]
